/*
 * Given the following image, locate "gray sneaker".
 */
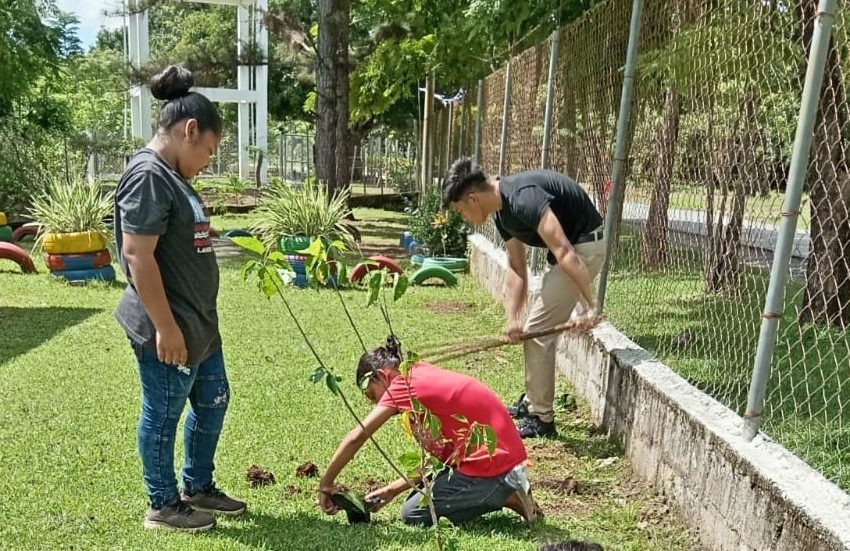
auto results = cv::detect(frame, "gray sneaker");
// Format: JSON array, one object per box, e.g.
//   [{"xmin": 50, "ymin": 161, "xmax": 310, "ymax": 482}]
[
  {"xmin": 181, "ymin": 484, "xmax": 246, "ymax": 517},
  {"xmin": 144, "ymin": 498, "xmax": 216, "ymax": 533}
]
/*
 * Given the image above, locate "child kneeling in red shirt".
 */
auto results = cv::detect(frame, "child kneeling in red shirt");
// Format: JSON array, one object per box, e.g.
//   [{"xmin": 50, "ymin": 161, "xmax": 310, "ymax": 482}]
[{"xmin": 318, "ymin": 336, "xmax": 537, "ymax": 526}]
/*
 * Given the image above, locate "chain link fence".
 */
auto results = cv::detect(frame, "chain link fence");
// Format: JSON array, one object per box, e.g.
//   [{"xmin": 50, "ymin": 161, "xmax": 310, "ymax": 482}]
[{"xmin": 449, "ymin": 0, "xmax": 850, "ymax": 493}]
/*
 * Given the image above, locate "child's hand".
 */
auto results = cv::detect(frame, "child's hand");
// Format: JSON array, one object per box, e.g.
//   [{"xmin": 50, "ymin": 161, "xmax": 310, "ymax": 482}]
[
  {"xmin": 364, "ymin": 485, "xmax": 396, "ymax": 512},
  {"xmin": 317, "ymin": 488, "xmax": 338, "ymax": 515}
]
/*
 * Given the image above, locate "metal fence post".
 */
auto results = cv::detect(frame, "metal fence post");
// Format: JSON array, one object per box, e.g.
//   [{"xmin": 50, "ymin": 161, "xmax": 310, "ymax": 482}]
[
  {"xmin": 743, "ymin": 0, "xmax": 838, "ymax": 441},
  {"xmin": 473, "ymin": 80, "xmax": 483, "ymax": 166},
  {"xmin": 541, "ymin": 29, "xmax": 560, "ymax": 170},
  {"xmin": 498, "ymin": 56, "xmax": 512, "ymax": 176},
  {"xmin": 596, "ymin": 0, "xmax": 644, "ymax": 311}
]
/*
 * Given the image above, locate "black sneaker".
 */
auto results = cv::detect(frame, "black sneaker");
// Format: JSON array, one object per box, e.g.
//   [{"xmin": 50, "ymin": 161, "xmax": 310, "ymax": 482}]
[
  {"xmin": 181, "ymin": 483, "xmax": 247, "ymax": 517},
  {"xmin": 507, "ymin": 393, "xmax": 529, "ymax": 419},
  {"xmin": 517, "ymin": 415, "xmax": 557, "ymax": 439},
  {"xmin": 144, "ymin": 497, "xmax": 216, "ymax": 533}
]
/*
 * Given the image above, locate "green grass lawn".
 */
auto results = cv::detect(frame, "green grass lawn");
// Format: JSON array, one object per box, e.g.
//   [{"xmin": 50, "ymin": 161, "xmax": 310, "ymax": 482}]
[
  {"xmin": 605, "ymin": 230, "xmax": 850, "ymax": 490},
  {"xmin": 0, "ymin": 210, "xmax": 697, "ymax": 550}
]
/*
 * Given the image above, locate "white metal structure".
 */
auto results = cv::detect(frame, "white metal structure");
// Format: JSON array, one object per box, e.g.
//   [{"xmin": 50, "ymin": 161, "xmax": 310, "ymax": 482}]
[{"xmin": 127, "ymin": 0, "xmax": 268, "ymax": 183}]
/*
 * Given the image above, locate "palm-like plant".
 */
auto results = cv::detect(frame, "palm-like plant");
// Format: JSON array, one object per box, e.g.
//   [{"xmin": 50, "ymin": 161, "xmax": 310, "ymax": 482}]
[
  {"xmin": 29, "ymin": 179, "xmax": 114, "ymax": 250},
  {"xmin": 251, "ymin": 179, "xmax": 354, "ymax": 250}
]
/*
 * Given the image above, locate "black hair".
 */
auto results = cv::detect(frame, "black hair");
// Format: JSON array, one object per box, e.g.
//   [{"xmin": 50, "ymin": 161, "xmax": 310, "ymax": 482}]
[
  {"xmin": 150, "ymin": 65, "xmax": 222, "ymax": 136},
  {"xmin": 538, "ymin": 542, "xmax": 604, "ymax": 551},
  {"xmin": 356, "ymin": 335, "xmax": 403, "ymax": 387},
  {"xmin": 441, "ymin": 156, "xmax": 489, "ymax": 209}
]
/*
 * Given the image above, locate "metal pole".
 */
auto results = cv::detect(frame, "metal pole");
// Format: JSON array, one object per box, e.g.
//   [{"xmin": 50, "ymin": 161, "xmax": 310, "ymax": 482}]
[
  {"xmin": 458, "ymin": 99, "xmax": 466, "ymax": 157},
  {"xmin": 596, "ymin": 0, "xmax": 645, "ymax": 311},
  {"xmin": 498, "ymin": 57, "xmax": 513, "ymax": 176},
  {"xmin": 541, "ymin": 29, "xmax": 560, "ymax": 170},
  {"xmin": 743, "ymin": 0, "xmax": 838, "ymax": 440},
  {"xmin": 473, "ymin": 80, "xmax": 483, "ymax": 166}
]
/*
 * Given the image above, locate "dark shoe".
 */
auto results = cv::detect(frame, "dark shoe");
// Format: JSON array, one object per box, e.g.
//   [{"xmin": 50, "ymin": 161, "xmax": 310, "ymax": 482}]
[
  {"xmin": 144, "ymin": 497, "xmax": 216, "ymax": 533},
  {"xmin": 517, "ymin": 415, "xmax": 557, "ymax": 439},
  {"xmin": 507, "ymin": 393, "xmax": 529, "ymax": 419},
  {"xmin": 181, "ymin": 484, "xmax": 247, "ymax": 517}
]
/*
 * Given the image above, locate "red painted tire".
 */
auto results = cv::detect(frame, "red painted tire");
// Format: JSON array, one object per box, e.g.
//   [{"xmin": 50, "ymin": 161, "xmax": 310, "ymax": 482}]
[
  {"xmin": 12, "ymin": 223, "xmax": 39, "ymax": 243},
  {"xmin": 43, "ymin": 249, "xmax": 112, "ymax": 271},
  {"xmin": 0, "ymin": 242, "xmax": 37, "ymax": 274},
  {"xmin": 209, "ymin": 227, "xmax": 220, "ymax": 238},
  {"xmin": 350, "ymin": 255, "xmax": 403, "ymax": 283}
]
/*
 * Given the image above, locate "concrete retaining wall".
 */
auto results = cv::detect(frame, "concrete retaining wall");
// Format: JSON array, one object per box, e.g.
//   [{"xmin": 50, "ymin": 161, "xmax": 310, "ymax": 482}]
[{"xmin": 468, "ymin": 233, "xmax": 850, "ymax": 551}]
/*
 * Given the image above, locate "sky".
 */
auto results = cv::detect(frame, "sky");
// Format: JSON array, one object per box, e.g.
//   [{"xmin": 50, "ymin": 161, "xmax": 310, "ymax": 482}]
[{"xmin": 55, "ymin": 0, "xmax": 124, "ymax": 49}]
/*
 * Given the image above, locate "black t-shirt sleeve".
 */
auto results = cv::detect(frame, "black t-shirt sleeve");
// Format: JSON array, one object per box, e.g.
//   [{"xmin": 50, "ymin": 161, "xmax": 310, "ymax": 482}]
[
  {"xmin": 512, "ymin": 186, "xmax": 553, "ymax": 232},
  {"xmin": 116, "ymin": 169, "xmax": 173, "ymax": 236}
]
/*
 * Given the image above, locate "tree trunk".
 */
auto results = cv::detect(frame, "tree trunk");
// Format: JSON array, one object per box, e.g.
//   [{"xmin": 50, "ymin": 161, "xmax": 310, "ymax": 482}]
[
  {"xmin": 641, "ymin": 87, "xmax": 681, "ymax": 269},
  {"xmin": 315, "ymin": 0, "xmax": 350, "ymax": 196},
  {"xmin": 799, "ymin": 1, "xmax": 850, "ymax": 329},
  {"xmin": 705, "ymin": 89, "xmax": 755, "ymax": 292}
]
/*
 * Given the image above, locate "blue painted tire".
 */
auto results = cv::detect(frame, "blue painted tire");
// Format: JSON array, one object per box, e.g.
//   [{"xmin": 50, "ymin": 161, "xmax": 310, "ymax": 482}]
[
  {"xmin": 421, "ymin": 256, "xmax": 468, "ymax": 272},
  {"xmin": 44, "ymin": 249, "xmax": 111, "ymax": 271},
  {"xmin": 51, "ymin": 265, "xmax": 116, "ymax": 282},
  {"xmin": 411, "ymin": 265, "xmax": 457, "ymax": 287},
  {"xmin": 407, "ymin": 240, "xmax": 419, "ymax": 254},
  {"xmin": 410, "ymin": 254, "xmax": 425, "ymax": 266},
  {"xmin": 400, "ymin": 231, "xmax": 414, "ymax": 249}
]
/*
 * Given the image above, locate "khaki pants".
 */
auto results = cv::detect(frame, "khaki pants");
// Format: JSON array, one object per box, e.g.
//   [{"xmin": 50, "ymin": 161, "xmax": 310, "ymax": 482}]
[{"xmin": 523, "ymin": 239, "xmax": 606, "ymax": 423}]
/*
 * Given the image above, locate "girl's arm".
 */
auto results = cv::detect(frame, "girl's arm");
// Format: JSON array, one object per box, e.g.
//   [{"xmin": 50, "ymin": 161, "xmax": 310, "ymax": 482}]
[{"xmin": 318, "ymin": 405, "xmax": 397, "ymax": 514}]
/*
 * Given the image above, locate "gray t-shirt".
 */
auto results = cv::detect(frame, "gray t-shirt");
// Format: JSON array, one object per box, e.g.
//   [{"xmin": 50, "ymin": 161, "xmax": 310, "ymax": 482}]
[{"xmin": 114, "ymin": 148, "xmax": 221, "ymax": 365}]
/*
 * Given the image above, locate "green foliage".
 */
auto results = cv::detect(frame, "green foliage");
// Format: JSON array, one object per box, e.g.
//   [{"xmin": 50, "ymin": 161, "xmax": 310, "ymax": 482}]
[
  {"xmin": 251, "ymin": 179, "xmax": 355, "ymax": 249},
  {"xmin": 28, "ymin": 179, "xmax": 113, "ymax": 246},
  {"xmin": 406, "ymin": 187, "xmax": 468, "ymax": 257}
]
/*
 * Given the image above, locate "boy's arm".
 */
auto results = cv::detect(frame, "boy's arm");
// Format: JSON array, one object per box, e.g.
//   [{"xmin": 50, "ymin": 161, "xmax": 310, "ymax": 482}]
[{"xmin": 318, "ymin": 405, "xmax": 397, "ymax": 514}]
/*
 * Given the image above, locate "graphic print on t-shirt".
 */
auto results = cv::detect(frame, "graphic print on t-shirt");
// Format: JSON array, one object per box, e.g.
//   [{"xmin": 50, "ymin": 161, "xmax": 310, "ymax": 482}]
[{"xmin": 188, "ymin": 195, "xmax": 213, "ymax": 254}]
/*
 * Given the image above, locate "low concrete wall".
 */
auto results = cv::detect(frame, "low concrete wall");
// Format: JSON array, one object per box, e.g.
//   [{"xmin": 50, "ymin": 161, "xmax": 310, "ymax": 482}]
[{"xmin": 468, "ymin": 233, "xmax": 850, "ymax": 551}]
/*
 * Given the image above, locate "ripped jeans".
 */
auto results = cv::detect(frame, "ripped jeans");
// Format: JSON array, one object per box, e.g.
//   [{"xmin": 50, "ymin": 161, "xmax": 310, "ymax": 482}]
[{"xmin": 132, "ymin": 342, "xmax": 230, "ymax": 508}]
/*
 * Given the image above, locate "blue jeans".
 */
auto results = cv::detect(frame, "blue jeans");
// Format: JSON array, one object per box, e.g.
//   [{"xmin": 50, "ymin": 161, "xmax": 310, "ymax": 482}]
[{"xmin": 132, "ymin": 342, "xmax": 230, "ymax": 509}]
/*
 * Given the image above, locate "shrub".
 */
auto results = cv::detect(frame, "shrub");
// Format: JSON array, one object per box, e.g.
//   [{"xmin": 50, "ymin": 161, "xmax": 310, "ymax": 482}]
[
  {"xmin": 28, "ymin": 178, "xmax": 114, "ymax": 248},
  {"xmin": 406, "ymin": 187, "xmax": 467, "ymax": 257}
]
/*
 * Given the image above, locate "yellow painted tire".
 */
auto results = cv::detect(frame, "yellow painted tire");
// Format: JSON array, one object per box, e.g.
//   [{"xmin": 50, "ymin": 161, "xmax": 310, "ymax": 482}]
[
  {"xmin": 0, "ymin": 213, "xmax": 6, "ymax": 226},
  {"xmin": 42, "ymin": 231, "xmax": 108, "ymax": 254}
]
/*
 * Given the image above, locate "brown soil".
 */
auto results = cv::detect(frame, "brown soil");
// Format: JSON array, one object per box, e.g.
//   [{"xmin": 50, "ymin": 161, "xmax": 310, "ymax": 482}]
[
  {"xmin": 245, "ymin": 464, "xmax": 276, "ymax": 487},
  {"xmin": 296, "ymin": 461, "xmax": 319, "ymax": 478},
  {"xmin": 424, "ymin": 300, "xmax": 477, "ymax": 315},
  {"xmin": 283, "ymin": 485, "xmax": 301, "ymax": 498},
  {"xmin": 538, "ymin": 476, "xmax": 580, "ymax": 495},
  {"xmin": 364, "ymin": 477, "xmax": 383, "ymax": 493}
]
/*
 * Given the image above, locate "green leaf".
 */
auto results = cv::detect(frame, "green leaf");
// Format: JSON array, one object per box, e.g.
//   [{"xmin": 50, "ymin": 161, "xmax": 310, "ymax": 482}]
[
  {"xmin": 392, "ymin": 273, "xmax": 409, "ymax": 302},
  {"xmin": 484, "ymin": 425, "xmax": 497, "ymax": 457},
  {"xmin": 240, "ymin": 260, "xmax": 258, "ymax": 281},
  {"xmin": 398, "ymin": 450, "xmax": 421, "ymax": 474},
  {"xmin": 310, "ymin": 366, "xmax": 327, "ymax": 384},
  {"xmin": 451, "ymin": 414, "xmax": 469, "ymax": 424},
  {"xmin": 411, "ymin": 398, "xmax": 425, "ymax": 413},
  {"xmin": 336, "ymin": 264, "xmax": 349, "ymax": 286},
  {"xmin": 366, "ymin": 270, "xmax": 382, "ymax": 307},
  {"xmin": 326, "ymin": 373, "xmax": 341, "ymax": 395},
  {"xmin": 231, "ymin": 236, "xmax": 265, "ymax": 256},
  {"xmin": 298, "ymin": 237, "xmax": 325, "ymax": 259},
  {"xmin": 425, "ymin": 412, "xmax": 442, "ymax": 439},
  {"xmin": 329, "ymin": 239, "xmax": 347, "ymax": 252},
  {"xmin": 399, "ymin": 359, "xmax": 415, "ymax": 376},
  {"xmin": 259, "ymin": 267, "xmax": 283, "ymax": 297}
]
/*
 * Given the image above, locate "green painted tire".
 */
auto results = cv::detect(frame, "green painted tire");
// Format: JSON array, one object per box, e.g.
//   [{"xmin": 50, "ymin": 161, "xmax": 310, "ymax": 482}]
[
  {"xmin": 421, "ymin": 256, "xmax": 468, "ymax": 272},
  {"xmin": 279, "ymin": 235, "xmax": 312, "ymax": 254},
  {"xmin": 411, "ymin": 265, "xmax": 458, "ymax": 287},
  {"xmin": 0, "ymin": 226, "xmax": 12, "ymax": 242}
]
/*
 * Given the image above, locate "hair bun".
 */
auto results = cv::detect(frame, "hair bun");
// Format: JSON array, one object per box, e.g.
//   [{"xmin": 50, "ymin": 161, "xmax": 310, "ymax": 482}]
[
  {"xmin": 150, "ymin": 65, "xmax": 194, "ymax": 101},
  {"xmin": 385, "ymin": 334, "xmax": 402, "ymax": 359}
]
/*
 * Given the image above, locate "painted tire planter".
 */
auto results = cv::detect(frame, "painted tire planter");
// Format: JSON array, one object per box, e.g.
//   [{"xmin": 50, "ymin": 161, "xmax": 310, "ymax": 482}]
[
  {"xmin": 0, "ymin": 213, "xmax": 6, "ymax": 226},
  {"xmin": 43, "ymin": 249, "xmax": 112, "ymax": 271},
  {"xmin": 0, "ymin": 242, "xmax": 37, "ymax": 274},
  {"xmin": 12, "ymin": 223, "xmax": 39, "ymax": 243},
  {"xmin": 399, "ymin": 231, "xmax": 414, "ymax": 250},
  {"xmin": 51, "ymin": 265, "xmax": 116, "ymax": 282},
  {"xmin": 407, "ymin": 240, "xmax": 420, "ymax": 254},
  {"xmin": 421, "ymin": 256, "xmax": 468, "ymax": 272},
  {"xmin": 285, "ymin": 254, "xmax": 308, "ymax": 288},
  {"xmin": 42, "ymin": 231, "xmax": 108, "ymax": 255},
  {"xmin": 279, "ymin": 235, "xmax": 312, "ymax": 255},
  {"xmin": 350, "ymin": 255, "xmax": 404, "ymax": 283},
  {"xmin": 0, "ymin": 226, "xmax": 12, "ymax": 242},
  {"xmin": 411, "ymin": 265, "xmax": 458, "ymax": 287},
  {"xmin": 410, "ymin": 254, "xmax": 425, "ymax": 266},
  {"xmin": 223, "ymin": 229, "xmax": 252, "ymax": 238}
]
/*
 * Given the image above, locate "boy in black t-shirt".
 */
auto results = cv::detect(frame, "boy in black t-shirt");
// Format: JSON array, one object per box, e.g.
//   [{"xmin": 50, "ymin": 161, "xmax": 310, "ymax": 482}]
[{"xmin": 442, "ymin": 158, "xmax": 606, "ymax": 438}]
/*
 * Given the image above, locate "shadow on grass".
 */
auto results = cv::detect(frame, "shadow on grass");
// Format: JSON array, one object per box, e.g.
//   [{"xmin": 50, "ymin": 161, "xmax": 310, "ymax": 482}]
[
  {"xmin": 0, "ymin": 306, "xmax": 102, "ymax": 366},
  {"xmin": 213, "ymin": 510, "xmax": 558, "ymax": 550}
]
